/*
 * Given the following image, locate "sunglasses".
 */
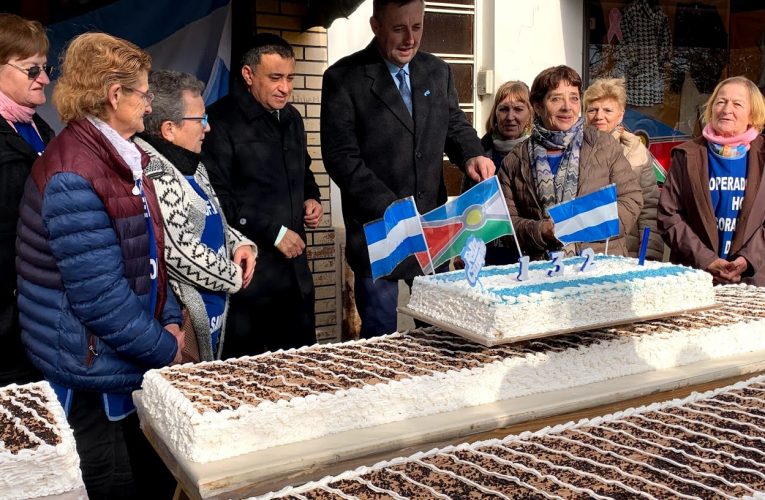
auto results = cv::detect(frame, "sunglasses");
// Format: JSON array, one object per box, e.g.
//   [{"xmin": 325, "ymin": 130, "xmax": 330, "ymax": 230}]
[
  {"xmin": 7, "ymin": 63, "xmax": 54, "ymax": 80},
  {"xmin": 182, "ymin": 114, "xmax": 209, "ymax": 128}
]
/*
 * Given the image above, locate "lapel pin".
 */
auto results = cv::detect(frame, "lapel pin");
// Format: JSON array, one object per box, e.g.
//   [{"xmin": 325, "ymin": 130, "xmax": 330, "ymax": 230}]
[{"xmin": 424, "ymin": 90, "xmax": 431, "ymax": 96}]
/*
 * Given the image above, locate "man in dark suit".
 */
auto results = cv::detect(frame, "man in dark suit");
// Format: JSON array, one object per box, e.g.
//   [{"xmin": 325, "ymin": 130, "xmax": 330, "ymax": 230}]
[
  {"xmin": 321, "ymin": 0, "xmax": 494, "ymax": 338},
  {"xmin": 203, "ymin": 34, "xmax": 322, "ymax": 357}
]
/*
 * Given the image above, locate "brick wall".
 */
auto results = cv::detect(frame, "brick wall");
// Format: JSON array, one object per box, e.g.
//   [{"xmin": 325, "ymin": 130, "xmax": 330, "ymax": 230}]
[{"xmin": 253, "ymin": 1, "xmax": 341, "ymax": 343}]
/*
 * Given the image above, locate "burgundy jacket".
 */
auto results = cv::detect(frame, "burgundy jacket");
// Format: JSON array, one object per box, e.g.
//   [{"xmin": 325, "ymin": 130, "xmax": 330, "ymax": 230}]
[{"xmin": 658, "ymin": 135, "xmax": 765, "ymax": 286}]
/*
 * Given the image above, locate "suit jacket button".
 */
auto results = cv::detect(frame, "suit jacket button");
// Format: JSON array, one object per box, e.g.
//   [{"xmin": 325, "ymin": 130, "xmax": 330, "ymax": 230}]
[
  {"xmin": 239, "ymin": 217, "xmax": 247, "ymax": 225},
  {"xmin": 417, "ymin": 191, "xmax": 425, "ymax": 199},
  {"xmin": 415, "ymin": 151, "xmax": 423, "ymax": 159}
]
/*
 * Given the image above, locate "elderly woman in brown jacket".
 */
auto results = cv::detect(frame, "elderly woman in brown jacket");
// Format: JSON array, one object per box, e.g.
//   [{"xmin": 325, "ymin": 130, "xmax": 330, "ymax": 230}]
[
  {"xmin": 584, "ymin": 77, "xmax": 664, "ymax": 261},
  {"xmin": 498, "ymin": 65, "xmax": 642, "ymax": 260},
  {"xmin": 659, "ymin": 76, "xmax": 765, "ymax": 285}
]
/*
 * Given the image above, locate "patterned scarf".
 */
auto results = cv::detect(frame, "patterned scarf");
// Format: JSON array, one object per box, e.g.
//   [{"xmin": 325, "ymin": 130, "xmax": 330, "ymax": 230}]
[
  {"xmin": 528, "ymin": 117, "xmax": 584, "ymax": 214},
  {"xmin": 702, "ymin": 124, "xmax": 759, "ymax": 158}
]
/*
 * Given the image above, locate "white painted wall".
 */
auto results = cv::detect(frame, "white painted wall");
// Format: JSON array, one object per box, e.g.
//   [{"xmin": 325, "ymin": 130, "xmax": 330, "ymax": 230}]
[
  {"xmin": 326, "ymin": 1, "xmax": 374, "ymax": 223},
  {"xmin": 327, "ymin": 0, "xmax": 374, "ymax": 65},
  {"xmin": 477, "ymin": 0, "xmax": 584, "ymax": 127},
  {"xmin": 325, "ymin": 0, "xmax": 584, "ymax": 228}
]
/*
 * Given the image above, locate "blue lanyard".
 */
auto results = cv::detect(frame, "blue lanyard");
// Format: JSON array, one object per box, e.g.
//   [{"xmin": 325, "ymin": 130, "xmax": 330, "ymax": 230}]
[{"xmin": 135, "ymin": 178, "xmax": 158, "ymax": 315}]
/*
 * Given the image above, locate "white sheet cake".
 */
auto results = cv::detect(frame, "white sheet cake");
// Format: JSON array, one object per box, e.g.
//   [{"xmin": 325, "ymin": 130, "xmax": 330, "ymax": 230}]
[
  {"xmin": 258, "ymin": 374, "xmax": 765, "ymax": 498},
  {"xmin": 139, "ymin": 285, "xmax": 765, "ymax": 464},
  {"xmin": 0, "ymin": 381, "xmax": 84, "ymax": 500},
  {"xmin": 406, "ymin": 255, "xmax": 716, "ymax": 342}
]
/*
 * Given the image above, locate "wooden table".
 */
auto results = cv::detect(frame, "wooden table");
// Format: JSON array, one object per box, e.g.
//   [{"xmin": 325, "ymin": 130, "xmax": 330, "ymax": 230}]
[
  {"xmin": 135, "ymin": 350, "xmax": 765, "ymax": 499},
  {"xmin": 37, "ymin": 487, "xmax": 88, "ymax": 500}
]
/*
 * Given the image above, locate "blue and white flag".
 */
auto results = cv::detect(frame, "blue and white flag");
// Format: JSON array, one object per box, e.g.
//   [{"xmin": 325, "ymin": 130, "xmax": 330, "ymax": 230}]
[
  {"xmin": 364, "ymin": 197, "xmax": 428, "ymax": 281},
  {"xmin": 39, "ymin": 0, "xmax": 232, "ymax": 130},
  {"xmin": 548, "ymin": 184, "xmax": 619, "ymax": 244}
]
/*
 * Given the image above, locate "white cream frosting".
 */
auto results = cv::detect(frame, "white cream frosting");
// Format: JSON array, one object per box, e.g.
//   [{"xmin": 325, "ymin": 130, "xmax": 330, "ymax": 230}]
[
  {"xmin": 256, "ymin": 374, "xmax": 765, "ymax": 499},
  {"xmin": 140, "ymin": 284, "xmax": 765, "ymax": 464},
  {"xmin": 0, "ymin": 381, "xmax": 84, "ymax": 500},
  {"xmin": 407, "ymin": 256, "xmax": 715, "ymax": 340}
]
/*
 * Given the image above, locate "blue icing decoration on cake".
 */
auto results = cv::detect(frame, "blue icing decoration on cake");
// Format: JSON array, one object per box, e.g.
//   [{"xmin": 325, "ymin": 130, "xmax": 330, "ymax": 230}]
[
  {"xmin": 428, "ymin": 256, "xmax": 694, "ymax": 304},
  {"xmin": 491, "ymin": 266, "xmax": 691, "ymax": 302},
  {"xmin": 434, "ymin": 255, "xmax": 603, "ymax": 282}
]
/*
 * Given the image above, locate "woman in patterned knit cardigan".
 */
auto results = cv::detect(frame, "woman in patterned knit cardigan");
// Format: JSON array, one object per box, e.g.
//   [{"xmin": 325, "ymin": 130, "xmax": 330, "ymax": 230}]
[{"xmin": 135, "ymin": 70, "xmax": 257, "ymax": 361}]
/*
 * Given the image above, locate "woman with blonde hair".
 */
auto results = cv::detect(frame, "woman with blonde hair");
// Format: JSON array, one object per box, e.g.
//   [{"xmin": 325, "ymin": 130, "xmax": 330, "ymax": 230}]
[
  {"xmin": 484, "ymin": 81, "xmax": 534, "ymax": 165},
  {"xmin": 462, "ymin": 80, "xmax": 533, "ymax": 265},
  {"xmin": 16, "ymin": 33, "xmax": 181, "ymax": 498},
  {"xmin": 584, "ymin": 77, "xmax": 664, "ymax": 260},
  {"xmin": 659, "ymin": 76, "xmax": 765, "ymax": 285}
]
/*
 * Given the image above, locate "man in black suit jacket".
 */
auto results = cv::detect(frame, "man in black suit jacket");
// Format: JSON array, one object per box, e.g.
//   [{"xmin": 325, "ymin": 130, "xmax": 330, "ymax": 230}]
[
  {"xmin": 203, "ymin": 34, "xmax": 322, "ymax": 357},
  {"xmin": 321, "ymin": 0, "xmax": 494, "ymax": 338}
]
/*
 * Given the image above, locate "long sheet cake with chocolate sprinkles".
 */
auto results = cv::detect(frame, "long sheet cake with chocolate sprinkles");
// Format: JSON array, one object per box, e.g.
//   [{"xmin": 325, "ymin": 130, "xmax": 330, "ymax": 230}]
[
  {"xmin": 258, "ymin": 373, "xmax": 765, "ymax": 499},
  {"xmin": 140, "ymin": 285, "xmax": 765, "ymax": 463},
  {"xmin": 0, "ymin": 381, "xmax": 84, "ymax": 500}
]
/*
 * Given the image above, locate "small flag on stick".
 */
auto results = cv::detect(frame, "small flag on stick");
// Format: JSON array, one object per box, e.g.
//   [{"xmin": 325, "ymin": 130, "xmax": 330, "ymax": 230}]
[
  {"xmin": 414, "ymin": 177, "xmax": 515, "ymax": 273},
  {"xmin": 548, "ymin": 184, "xmax": 620, "ymax": 244},
  {"xmin": 364, "ymin": 197, "xmax": 429, "ymax": 280}
]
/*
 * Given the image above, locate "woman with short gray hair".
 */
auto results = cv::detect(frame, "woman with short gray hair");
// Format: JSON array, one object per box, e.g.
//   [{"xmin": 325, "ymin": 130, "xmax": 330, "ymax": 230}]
[{"xmin": 136, "ymin": 69, "xmax": 257, "ymax": 362}]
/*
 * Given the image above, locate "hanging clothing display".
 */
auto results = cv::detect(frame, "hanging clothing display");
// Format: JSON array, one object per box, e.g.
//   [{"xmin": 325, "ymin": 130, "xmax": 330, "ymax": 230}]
[
  {"xmin": 617, "ymin": 0, "xmax": 672, "ymax": 106},
  {"xmin": 670, "ymin": 1, "xmax": 728, "ymax": 95}
]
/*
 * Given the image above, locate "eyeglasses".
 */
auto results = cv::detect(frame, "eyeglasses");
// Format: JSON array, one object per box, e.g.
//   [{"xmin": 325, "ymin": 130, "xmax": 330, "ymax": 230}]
[
  {"xmin": 182, "ymin": 114, "xmax": 208, "ymax": 128},
  {"xmin": 6, "ymin": 63, "xmax": 54, "ymax": 80},
  {"xmin": 123, "ymin": 86, "xmax": 155, "ymax": 104}
]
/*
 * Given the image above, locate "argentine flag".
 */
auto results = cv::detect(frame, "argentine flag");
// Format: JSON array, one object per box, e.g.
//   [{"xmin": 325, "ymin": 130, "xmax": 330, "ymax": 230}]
[
  {"xmin": 548, "ymin": 184, "xmax": 620, "ymax": 244},
  {"xmin": 364, "ymin": 197, "xmax": 428, "ymax": 281}
]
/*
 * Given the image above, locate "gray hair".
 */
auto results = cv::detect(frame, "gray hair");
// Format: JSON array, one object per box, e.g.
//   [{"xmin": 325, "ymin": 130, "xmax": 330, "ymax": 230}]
[{"xmin": 144, "ymin": 70, "xmax": 205, "ymax": 136}]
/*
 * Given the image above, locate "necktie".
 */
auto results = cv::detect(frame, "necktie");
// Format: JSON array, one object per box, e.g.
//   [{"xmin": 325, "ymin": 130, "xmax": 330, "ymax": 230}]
[
  {"xmin": 271, "ymin": 110, "xmax": 280, "ymax": 122},
  {"xmin": 396, "ymin": 68, "xmax": 412, "ymax": 116}
]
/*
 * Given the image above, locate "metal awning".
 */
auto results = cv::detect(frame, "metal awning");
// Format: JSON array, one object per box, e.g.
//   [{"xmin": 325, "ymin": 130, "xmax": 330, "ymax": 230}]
[{"xmin": 301, "ymin": 0, "xmax": 366, "ymax": 30}]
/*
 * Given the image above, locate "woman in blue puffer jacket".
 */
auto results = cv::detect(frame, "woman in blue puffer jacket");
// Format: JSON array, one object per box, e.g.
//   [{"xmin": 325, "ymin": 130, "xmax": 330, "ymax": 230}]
[{"xmin": 15, "ymin": 33, "xmax": 182, "ymax": 499}]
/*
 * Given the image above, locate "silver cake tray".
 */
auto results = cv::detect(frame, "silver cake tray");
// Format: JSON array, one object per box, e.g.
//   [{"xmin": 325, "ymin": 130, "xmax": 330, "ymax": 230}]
[{"xmin": 397, "ymin": 303, "xmax": 721, "ymax": 347}]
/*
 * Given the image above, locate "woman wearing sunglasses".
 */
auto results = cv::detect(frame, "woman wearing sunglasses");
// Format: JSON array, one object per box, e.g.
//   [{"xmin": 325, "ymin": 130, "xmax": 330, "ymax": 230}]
[
  {"xmin": 0, "ymin": 14, "xmax": 53, "ymax": 387},
  {"xmin": 135, "ymin": 70, "xmax": 256, "ymax": 363}
]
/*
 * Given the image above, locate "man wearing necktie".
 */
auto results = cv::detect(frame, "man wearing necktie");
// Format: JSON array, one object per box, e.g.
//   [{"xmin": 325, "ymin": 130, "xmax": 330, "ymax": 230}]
[
  {"xmin": 321, "ymin": 0, "xmax": 495, "ymax": 338},
  {"xmin": 203, "ymin": 34, "xmax": 322, "ymax": 357}
]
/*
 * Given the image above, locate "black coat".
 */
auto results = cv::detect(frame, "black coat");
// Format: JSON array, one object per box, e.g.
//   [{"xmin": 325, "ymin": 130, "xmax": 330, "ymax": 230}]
[
  {"xmin": 1, "ymin": 114, "xmax": 53, "ymax": 385},
  {"xmin": 321, "ymin": 41, "xmax": 484, "ymax": 278},
  {"xmin": 203, "ymin": 82, "xmax": 320, "ymax": 301}
]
